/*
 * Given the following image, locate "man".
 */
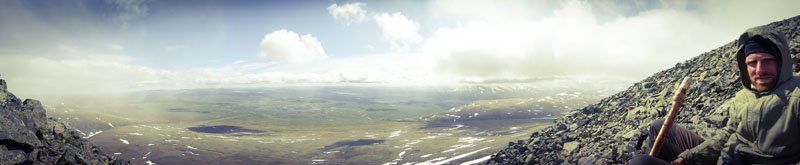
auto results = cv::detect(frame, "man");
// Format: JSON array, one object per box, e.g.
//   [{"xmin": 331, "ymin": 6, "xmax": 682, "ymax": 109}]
[{"xmin": 631, "ymin": 26, "xmax": 798, "ymax": 164}]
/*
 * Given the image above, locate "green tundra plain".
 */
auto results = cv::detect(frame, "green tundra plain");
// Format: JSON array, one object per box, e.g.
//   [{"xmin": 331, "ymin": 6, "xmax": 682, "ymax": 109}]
[{"xmin": 44, "ymin": 84, "xmax": 606, "ymax": 164}]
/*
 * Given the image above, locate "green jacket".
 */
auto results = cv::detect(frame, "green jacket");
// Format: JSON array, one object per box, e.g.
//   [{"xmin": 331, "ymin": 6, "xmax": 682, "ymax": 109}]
[{"xmin": 678, "ymin": 26, "xmax": 799, "ymax": 164}]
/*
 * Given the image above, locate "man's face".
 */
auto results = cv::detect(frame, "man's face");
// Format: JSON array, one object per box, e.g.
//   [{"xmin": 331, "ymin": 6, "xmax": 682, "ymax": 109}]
[{"xmin": 745, "ymin": 53, "xmax": 778, "ymax": 92}]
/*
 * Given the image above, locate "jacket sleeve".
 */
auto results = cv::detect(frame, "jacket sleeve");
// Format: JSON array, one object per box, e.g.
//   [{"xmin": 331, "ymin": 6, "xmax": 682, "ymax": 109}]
[{"xmin": 677, "ymin": 97, "xmax": 741, "ymax": 164}]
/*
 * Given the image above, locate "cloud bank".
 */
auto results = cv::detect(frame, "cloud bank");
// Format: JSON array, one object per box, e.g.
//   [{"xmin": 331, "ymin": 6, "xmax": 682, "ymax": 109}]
[
  {"xmin": 373, "ymin": 12, "xmax": 422, "ymax": 52},
  {"xmin": 2, "ymin": 0, "xmax": 800, "ymax": 98},
  {"xmin": 425, "ymin": 1, "xmax": 716, "ymax": 79}
]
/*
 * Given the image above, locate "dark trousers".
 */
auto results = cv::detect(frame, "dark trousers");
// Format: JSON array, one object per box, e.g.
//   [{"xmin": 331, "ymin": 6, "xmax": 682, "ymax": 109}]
[{"xmin": 629, "ymin": 119, "xmax": 706, "ymax": 164}]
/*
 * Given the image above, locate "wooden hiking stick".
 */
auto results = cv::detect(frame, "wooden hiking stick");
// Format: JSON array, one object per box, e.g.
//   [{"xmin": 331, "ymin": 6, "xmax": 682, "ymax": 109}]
[{"xmin": 649, "ymin": 77, "xmax": 693, "ymax": 157}]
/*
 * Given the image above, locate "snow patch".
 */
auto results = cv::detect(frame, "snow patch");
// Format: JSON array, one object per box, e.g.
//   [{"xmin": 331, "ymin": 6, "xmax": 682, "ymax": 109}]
[
  {"xmin": 83, "ymin": 130, "xmax": 103, "ymax": 139},
  {"xmin": 142, "ymin": 151, "xmax": 151, "ymax": 159},
  {"xmin": 447, "ymin": 124, "xmax": 464, "ymax": 130},
  {"xmin": 420, "ymin": 154, "xmax": 433, "ymax": 158},
  {"xmin": 460, "ymin": 155, "xmax": 493, "ymax": 165},
  {"xmin": 389, "ymin": 130, "xmax": 402, "ymax": 138},
  {"xmin": 458, "ymin": 137, "xmax": 483, "ymax": 144},
  {"xmin": 419, "ymin": 147, "xmax": 491, "ymax": 165},
  {"xmin": 181, "ymin": 136, "xmax": 202, "ymax": 140}
]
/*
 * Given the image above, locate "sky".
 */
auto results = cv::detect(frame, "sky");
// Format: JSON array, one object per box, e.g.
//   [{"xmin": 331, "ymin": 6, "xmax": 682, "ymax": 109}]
[{"xmin": 1, "ymin": 0, "xmax": 799, "ymax": 98}]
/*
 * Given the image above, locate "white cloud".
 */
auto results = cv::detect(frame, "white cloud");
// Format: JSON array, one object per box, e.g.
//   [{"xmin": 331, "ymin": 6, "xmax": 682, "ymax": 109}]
[
  {"xmin": 328, "ymin": 3, "xmax": 368, "ymax": 26},
  {"xmin": 259, "ymin": 29, "xmax": 328, "ymax": 64},
  {"xmin": 422, "ymin": 0, "xmax": 800, "ymax": 81},
  {"xmin": 327, "ymin": 2, "xmax": 421, "ymax": 52},
  {"xmin": 374, "ymin": 12, "xmax": 421, "ymax": 52}
]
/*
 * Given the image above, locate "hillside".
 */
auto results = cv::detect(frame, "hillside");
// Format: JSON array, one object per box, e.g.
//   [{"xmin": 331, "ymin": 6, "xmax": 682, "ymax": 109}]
[
  {"xmin": 488, "ymin": 15, "xmax": 800, "ymax": 164},
  {"xmin": 0, "ymin": 75, "xmax": 125, "ymax": 164}
]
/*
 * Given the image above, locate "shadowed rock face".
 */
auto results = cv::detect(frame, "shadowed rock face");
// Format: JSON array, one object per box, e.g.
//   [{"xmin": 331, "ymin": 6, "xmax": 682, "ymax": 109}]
[
  {"xmin": 488, "ymin": 15, "xmax": 800, "ymax": 164},
  {"xmin": 0, "ymin": 76, "xmax": 127, "ymax": 164}
]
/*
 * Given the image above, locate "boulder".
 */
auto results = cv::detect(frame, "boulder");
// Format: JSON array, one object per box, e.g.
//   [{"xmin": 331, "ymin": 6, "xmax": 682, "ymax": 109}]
[{"xmin": 562, "ymin": 141, "xmax": 580, "ymax": 155}]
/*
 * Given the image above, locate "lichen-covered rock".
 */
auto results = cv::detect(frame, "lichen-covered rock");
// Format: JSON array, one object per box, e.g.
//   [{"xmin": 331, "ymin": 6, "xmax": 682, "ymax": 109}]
[
  {"xmin": 0, "ymin": 76, "xmax": 127, "ymax": 164},
  {"xmin": 488, "ymin": 15, "xmax": 800, "ymax": 164}
]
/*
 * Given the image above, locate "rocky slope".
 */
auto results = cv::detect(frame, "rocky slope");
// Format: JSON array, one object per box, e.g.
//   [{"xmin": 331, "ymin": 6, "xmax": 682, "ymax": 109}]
[
  {"xmin": 0, "ymin": 75, "xmax": 126, "ymax": 164},
  {"xmin": 488, "ymin": 15, "xmax": 800, "ymax": 164}
]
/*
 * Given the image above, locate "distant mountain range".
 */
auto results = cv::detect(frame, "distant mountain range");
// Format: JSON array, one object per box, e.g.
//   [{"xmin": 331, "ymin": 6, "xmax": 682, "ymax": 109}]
[{"xmin": 488, "ymin": 15, "xmax": 800, "ymax": 164}]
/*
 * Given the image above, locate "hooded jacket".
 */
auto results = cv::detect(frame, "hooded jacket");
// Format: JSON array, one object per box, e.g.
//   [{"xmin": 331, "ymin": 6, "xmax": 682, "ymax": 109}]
[{"xmin": 677, "ymin": 26, "xmax": 798, "ymax": 164}]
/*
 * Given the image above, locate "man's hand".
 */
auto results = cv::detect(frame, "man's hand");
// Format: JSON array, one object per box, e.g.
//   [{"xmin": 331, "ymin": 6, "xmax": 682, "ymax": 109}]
[{"xmin": 672, "ymin": 157, "xmax": 685, "ymax": 165}]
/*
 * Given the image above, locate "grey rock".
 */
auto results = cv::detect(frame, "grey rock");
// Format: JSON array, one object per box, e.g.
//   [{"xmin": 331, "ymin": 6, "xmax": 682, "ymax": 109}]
[
  {"xmin": 562, "ymin": 141, "xmax": 580, "ymax": 155},
  {"xmin": 577, "ymin": 156, "xmax": 596, "ymax": 165},
  {"xmin": 21, "ymin": 99, "xmax": 47, "ymax": 130},
  {"xmin": 0, "ymin": 78, "xmax": 127, "ymax": 164},
  {"xmin": 0, "ymin": 79, "xmax": 6, "ymax": 91}
]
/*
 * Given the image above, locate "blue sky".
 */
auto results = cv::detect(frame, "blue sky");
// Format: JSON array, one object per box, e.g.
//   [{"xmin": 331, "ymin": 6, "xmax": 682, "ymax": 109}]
[
  {"xmin": 1, "ymin": 1, "xmax": 376, "ymax": 68},
  {"xmin": 1, "ymin": 0, "xmax": 800, "ymax": 97}
]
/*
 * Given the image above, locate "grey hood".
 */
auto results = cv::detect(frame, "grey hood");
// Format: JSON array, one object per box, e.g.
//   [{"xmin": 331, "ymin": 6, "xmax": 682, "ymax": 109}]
[{"xmin": 735, "ymin": 26, "xmax": 792, "ymax": 93}]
